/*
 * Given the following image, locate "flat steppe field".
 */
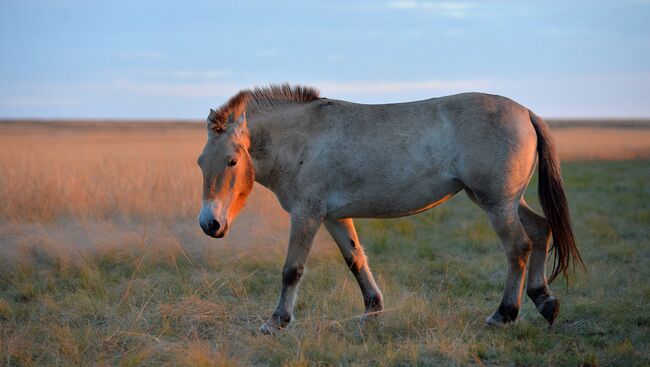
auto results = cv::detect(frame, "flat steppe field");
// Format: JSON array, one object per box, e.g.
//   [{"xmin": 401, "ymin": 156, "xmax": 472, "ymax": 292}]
[{"xmin": 0, "ymin": 120, "xmax": 648, "ymax": 366}]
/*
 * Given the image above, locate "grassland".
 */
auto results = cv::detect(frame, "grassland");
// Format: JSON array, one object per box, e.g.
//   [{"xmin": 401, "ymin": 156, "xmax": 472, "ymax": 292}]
[{"xmin": 0, "ymin": 121, "xmax": 649, "ymax": 366}]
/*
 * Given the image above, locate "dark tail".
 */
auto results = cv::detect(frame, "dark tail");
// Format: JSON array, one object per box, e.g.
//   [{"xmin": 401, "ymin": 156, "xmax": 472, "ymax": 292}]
[{"xmin": 529, "ymin": 110, "xmax": 585, "ymax": 283}]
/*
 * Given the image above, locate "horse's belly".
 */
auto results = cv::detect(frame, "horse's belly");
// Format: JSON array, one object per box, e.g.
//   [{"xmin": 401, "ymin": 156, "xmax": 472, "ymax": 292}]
[{"xmin": 324, "ymin": 176, "xmax": 463, "ymax": 219}]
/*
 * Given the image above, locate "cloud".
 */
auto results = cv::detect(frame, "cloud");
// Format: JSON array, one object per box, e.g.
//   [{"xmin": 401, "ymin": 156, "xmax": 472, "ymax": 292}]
[
  {"xmin": 4, "ymin": 78, "xmax": 242, "ymax": 103},
  {"xmin": 388, "ymin": 1, "xmax": 419, "ymax": 9},
  {"xmin": 116, "ymin": 49, "xmax": 164, "ymax": 61},
  {"xmin": 103, "ymin": 78, "xmax": 488, "ymax": 100},
  {"xmin": 403, "ymin": 28, "xmax": 424, "ymax": 38},
  {"xmin": 3, "ymin": 78, "xmax": 489, "ymax": 107},
  {"xmin": 0, "ymin": 96, "xmax": 83, "ymax": 108},
  {"xmin": 387, "ymin": 1, "xmax": 475, "ymax": 18},
  {"xmin": 443, "ymin": 29, "xmax": 464, "ymax": 37},
  {"xmin": 103, "ymin": 69, "xmax": 230, "ymax": 81},
  {"xmin": 327, "ymin": 53, "xmax": 343, "ymax": 62},
  {"xmin": 257, "ymin": 48, "xmax": 280, "ymax": 57},
  {"xmin": 166, "ymin": 69, "xmax": 230, "ymax": 80},
  {"xmin": 109, "ymin": 78, "xmax": 240, "ymax": 98},
  {"xmin": 4, "ymin": 74, "xmax": 650, "ymax": 118}
]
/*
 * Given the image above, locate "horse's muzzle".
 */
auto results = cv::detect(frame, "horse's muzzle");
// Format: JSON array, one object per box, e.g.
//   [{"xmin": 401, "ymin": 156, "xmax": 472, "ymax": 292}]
[
  {"xmin": 200, "ymin": 218, "xmax": 222, "ymax": 238},
  {"xmin": 199, "ymin": 202, "xmax": 227, "ymax": 238}
]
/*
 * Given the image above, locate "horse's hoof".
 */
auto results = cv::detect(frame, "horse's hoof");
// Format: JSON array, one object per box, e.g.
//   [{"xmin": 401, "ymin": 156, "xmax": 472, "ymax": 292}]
[
  {"xmin": 538, "ymin": 297, "xmax": 560, "ymax": 325},
  {"xmin": 485, "ymin": 306, "xmax": 518, "ymax": 326},
  {"xmin": 527, "ymin": 287, "xmax": 560, "ymax": 325},
  {"xmin": 485, "ymin": 313, "xmax": 507, "ymax": 326}
]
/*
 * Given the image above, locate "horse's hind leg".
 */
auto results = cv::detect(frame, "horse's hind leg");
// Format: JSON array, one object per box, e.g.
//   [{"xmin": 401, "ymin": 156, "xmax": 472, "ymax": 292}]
[
  {"xmin": 519, "ymin": 200, "xmax": 560, "ymax": 325},
  {"xmin": 324, "ymin": 219, "xmax": 384, "ymax": 318},
  {"xmin": 467, "ymin": 190, "xmax": 532, "ymax": 325},
  {"xmin": 486, "ymin": 204, "xmax": 532, "ymax": 325}
]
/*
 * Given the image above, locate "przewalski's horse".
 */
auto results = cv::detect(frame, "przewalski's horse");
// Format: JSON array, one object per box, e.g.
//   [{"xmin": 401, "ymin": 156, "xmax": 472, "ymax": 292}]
[{"xmin": 197, "ymin": 84, "xmax": 584, "ymax": 334}]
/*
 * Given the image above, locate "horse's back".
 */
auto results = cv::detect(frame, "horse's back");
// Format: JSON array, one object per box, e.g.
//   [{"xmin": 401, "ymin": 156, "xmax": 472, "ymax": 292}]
[
  {"xmin": 314, "ymin": 92, "xmax": 536, "ymax": 167},
  {"xmin": 317, "ymin": 92, "xmax": 531, "ymax": 133},
  {"xmin": 304, "ymin": 93, "xmax": 537, "ymax": 218}
]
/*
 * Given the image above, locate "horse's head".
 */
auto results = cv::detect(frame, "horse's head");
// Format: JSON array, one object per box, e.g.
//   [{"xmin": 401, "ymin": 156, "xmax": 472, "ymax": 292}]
[{"xmin": 197, "ymin": 109, "xmax": 254, "ymax": 238}]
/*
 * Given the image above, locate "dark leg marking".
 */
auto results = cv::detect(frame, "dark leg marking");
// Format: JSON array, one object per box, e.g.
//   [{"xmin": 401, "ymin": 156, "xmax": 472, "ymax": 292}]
[
  {"xmin": 342, "ymin": 252, "xmax": 366, "ymax": 272},
  {"xmin": 527, "ymin": 286, "xmax": 560, "ymax": 325},
  {"xmin": 364, "ymin": 293, "xmax": 384, "ymax": 313},
  {"xmin": 539, "ymin": 298, "xmax": 559, "ymax": 325},
  {"xmin": 495, "ymin": 302, "xmax": 520, "ymax": 323},
  {"xmin": 526, "ymin": 286, "xmax": 550, "ymax": 303},
  {"xmin": 344, "ymin": 240, "xmax": 362, "ymax": 271},
  {"xmin": 343, "ymin": 255, "xmax": 355, "ymax": 270},
  {"xmin": 270, "ymin": 309, "xmax": 292, "ymax": 326},
  {"xmin": 282, "ymin": 265, "xmax": 304, "ymax": 286}
]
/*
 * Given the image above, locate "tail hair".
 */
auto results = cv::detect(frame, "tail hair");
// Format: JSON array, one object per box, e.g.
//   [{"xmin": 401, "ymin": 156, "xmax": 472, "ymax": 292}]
[{"xmin": 529, "ymin": 110, "xmax": 586, "ymax": 283}]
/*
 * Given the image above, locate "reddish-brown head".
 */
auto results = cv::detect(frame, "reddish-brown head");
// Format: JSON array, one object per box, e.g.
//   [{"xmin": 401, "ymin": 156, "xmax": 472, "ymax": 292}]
[{"xmin": 197, "ymin": 109, "xmax": 254, "ymax": 238}]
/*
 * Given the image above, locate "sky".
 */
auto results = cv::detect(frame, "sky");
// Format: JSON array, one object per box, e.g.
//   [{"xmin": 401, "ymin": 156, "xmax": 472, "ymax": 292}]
[{"xmin": 1, "ymin": 0, "xmax": 649, "ymax": 119}]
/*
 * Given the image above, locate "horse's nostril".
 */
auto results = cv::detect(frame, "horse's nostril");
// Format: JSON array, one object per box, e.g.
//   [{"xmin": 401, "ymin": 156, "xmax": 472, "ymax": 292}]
[{"xmin": 211, "ymin": 219, "xmax": 220, "ymax": 232}]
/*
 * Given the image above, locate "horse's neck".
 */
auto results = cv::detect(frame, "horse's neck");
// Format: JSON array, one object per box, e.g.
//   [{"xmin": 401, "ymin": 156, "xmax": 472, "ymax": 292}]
[
  {"xmin": 247, "ymin": 113, "xmax": 280, "ymax": 188},
  {"xmin": 247, "ymin": 107, "xmax": 305, "ymax": 190}
]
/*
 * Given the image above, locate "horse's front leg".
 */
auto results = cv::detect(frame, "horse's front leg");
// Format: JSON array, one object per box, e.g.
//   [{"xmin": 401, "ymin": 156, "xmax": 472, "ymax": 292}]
[
  {"xmin": 259, "ymin": 208, "xmax": 322, "ymax": 335},
  {"xmin": 324, "ymin": 219, "xmax": 383, "ymax": 319}
]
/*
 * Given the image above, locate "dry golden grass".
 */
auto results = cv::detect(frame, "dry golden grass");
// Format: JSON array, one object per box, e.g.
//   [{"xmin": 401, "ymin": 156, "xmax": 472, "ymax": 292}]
[
  {"xmin": 0, "ymin": 122, "xmax": 204, "ymax": 221},
  {"xmin": 552, "ymin": 126, "xmax": 650, "ymax": 161},
  {"xmin": 0, "ymin": 120, "xmax": 648, "ymax": 365}
]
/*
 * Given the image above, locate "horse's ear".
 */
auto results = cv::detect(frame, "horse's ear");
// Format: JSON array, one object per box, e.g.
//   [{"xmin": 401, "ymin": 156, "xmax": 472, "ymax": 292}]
[
  {"xmin": 208, "ymin": 108, "xmax": 217, "ymax": 123},
  {"xmin": 207, "ymin": 108, "xmax": 219, "ymax": 132}
]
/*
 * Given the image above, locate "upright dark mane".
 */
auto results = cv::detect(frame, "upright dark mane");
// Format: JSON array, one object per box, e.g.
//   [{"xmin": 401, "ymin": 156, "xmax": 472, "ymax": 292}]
[{"xmin": 210, "ymin": 83, "xmax": 320, "ymax": 133}]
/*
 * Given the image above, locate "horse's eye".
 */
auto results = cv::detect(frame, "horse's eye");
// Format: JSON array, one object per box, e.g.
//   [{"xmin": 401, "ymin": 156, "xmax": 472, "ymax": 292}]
[{"xmin": 228, "ymin": 159, "xmax": 238, "ymax": 167}]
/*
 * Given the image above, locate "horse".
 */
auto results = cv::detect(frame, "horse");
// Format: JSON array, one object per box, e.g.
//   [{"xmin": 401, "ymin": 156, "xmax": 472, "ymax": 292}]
[{"xmin": 196, "ymin": 84, "xmax": 584, "ymax": 334}]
